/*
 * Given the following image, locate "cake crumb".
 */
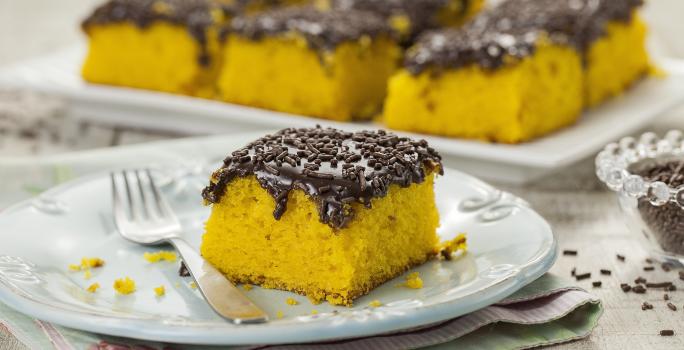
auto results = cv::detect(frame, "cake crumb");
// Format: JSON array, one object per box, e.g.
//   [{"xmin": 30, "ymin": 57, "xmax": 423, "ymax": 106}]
[
  {"xmin": 276, "ymin": 310, "xmax": 284, "ymax": 319},
  {"xmin": 404, "ymin": 272, "xmax": 423, "ymax": 289},
  {"xmin": 81, "ymin": 257, "xmax": 105, "ymax": 269},
  {"xmin": 189, "ymin": 282, "xmax": 198, "ymax": 290},
  {"xmin": 242, "ymin": 284, "xmax": 253, "ymax": 291},
  {"xmin": 69, "ymin": 257, "xmax": 105, "ymax": 272},
  {"xmin": 83, "ymin": 270, "xmax": 92, "ymax": 280},
  {"xmin": 369, "ymin": 300, "xmax": 382, "ymax": 308},
  {"xmin": 86, "ymin": 283, "xmax": 100, "ymax": 293},
  {"xmin": 286, "ymin": 298, "xmax": 299, "ymax": 306},
  {"xmin": 113, "ymin": 277, "xmax": 136, "ymax": 295},
  {"xmin": 154, "ymin": 285, "xmax": 166, "ymax": 297},
  {"xmin": 143, "ymin": 251, "xmax": 177, "ymax": 263},
  {"xmin": 437, "ymin": 234, "xmax": 467, "ymax": 260},
  {"xmin": 311, "ymin": 310, "xmax": 318, "ymax": 315}
]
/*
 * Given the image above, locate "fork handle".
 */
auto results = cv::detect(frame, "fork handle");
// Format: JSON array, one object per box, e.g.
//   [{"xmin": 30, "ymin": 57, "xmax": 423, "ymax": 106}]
[{"xmin": 169, "ymin": 237, "xmax": 269, "ymax": 323}]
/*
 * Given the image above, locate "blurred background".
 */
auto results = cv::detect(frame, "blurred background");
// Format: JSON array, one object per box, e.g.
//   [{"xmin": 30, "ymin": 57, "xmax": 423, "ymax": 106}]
[{"xmin": 1, "ymin": 0, "xmax": 684, "ymax": 161}]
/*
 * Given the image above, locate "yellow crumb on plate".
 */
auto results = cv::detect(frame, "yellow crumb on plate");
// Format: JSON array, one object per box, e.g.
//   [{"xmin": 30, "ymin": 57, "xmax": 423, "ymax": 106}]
[
  {"xmin": 242, "ymin": 284, "xmax": 253, "ymax": 291},
  {"xmin": 189, "ymin": 282, "xmax": 198, "ymax": 290},
  {"xmin": 276, "ymin": 310, "xmax": 284, "ymax": 319},
  {"xmin": 286, "ymin": 298, "xmax": 299, "ymax": 306},
  {"xmin": 69, "ymin": 257, "xmax": 105, "ymax": 272},
  {"xmin": 81, "ymin": 257, "xmax": 105, "ymax": 269},
  {"xmin": 311, "ymin": 309, "xmax": 318, "ymax": 315},
  {"xmin": 154, "ymin": 285, "xmax": 166, "ymax": 297},
  {"xmin": 368, "ymin": 300, "xmax": 382, "ymax": 308},
  {"xmin": 86, "ymin": 283, "xmax": 100, "ymax": 293},
  {"xmin": 437, "ymin": 233, "xmax": 467, "ymax": 260},
  {"xmin": 143, "ymin": 250, "xmax": 177, "ymax": 263},
  {"xmin": 113, "ymin": 277, "xmax": 136, "ymax": 295},
  {"xmin": 83, "ymin": 270, "xmax": 92, "ymax": 280},
  {"xmin": 404, "ymin": 272, "xmax": 423, "ymax": 289}
]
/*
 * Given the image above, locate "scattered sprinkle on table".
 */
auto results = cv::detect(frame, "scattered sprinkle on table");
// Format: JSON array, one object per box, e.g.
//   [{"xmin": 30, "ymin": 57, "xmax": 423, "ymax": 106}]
[
  {"xmin": 667, "ymin": 302, "xmax": 677, "ymax": 311},
  {"xmin": 154, "ymin": 285, "xmax": 166, "ymax": 297},
  {"xmin": 286, "ymin": 298, "xmax": 299, "ymax": 306},
  {"xmin": 660, "ymin": 330, "xmax": 675, "ymax": 336},
  {"xmin": 662, "ymin": 263, "xmax": 673, "ymax": 272},
  {"xmin": 143, "ymin": 251, "xmax": 177, "ymax": 263},
  {"xmin": 621, "ymin": 284, "xmax": 632, "ymax": 292},
  {"xmin": 600, "ymin": 269, "xmax": 611, "ymax": 275},
  {"xmin": 571, "ymin": 267, "xmax": 576, "ymax": 277},
  {"xmin": 369, "ymin": 300, "xmax": 382, "ymax": 308},
  {"xmin": 633, "ymin": 285, "xmax": 647, "ymax": 294},
  {"xmin": 592, "ymin": 281, "xmax": 602, "ymax": 288},
  {"xmin": 645, "ymin": 258, "xmax": 654, "ymax": 264},
  {"xmin": 664, "ymin": 294, "xmax": 670, "ymax": 301},
  {"xmin": 646, "ymin": 282, "xmax": 673, "ymax": 289},
  {"xmin": 668, "ymin": 285, "xmax": 677, "ymax": 291},
  {"xmin": 641, "ymin": 301, "xmax": 653, "ymax": 310},
  {"xmin": 86, "ymin": 283, "xmax": 100, "ymax": 293},
  {"xmin": 276, "ymin": 310, "xmax": 284, "ymax": 319},
  {"xmin": 575, "ymin": 272, "xmax": 591, "ymax": 281},
  {"xmin": 562, "ymin": 250, "xmax": 577, "ymax": 256},
  {"xmin": 643, "ymin": 266, "xmax": 655, "ymax": 271},
  {"xmin": 616, "ymin": 254, "xmax": 625, "ymax": 262},
  {"xmin": 113, "ymin": 277, "xmax": 136, "ymax": 295},
  {"xmin": 635, "ymin": 277, "xmax": 647, "ymax": 284}
]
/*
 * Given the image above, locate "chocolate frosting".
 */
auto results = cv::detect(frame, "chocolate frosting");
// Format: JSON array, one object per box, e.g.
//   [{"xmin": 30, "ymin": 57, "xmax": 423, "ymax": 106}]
[
  {"xmin": 329, "ymin": 0, "xmax": 473, "ymax": 42},
  {"xmin": 228, "ymin": 6, "xmax": 394, "ymax": 51},
  {"xmin": 202, "ymin": 126, "xmax": 443, "ymax": 229},
  {"xmin": 405, "ymin": 0, "xmax": 643, "ymax": 74}
]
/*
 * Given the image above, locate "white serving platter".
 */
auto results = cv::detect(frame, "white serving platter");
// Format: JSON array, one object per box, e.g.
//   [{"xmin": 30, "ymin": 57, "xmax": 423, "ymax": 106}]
[{"xmin": 1, "ymin": 45, "xmax": 684, "ymax": 184}]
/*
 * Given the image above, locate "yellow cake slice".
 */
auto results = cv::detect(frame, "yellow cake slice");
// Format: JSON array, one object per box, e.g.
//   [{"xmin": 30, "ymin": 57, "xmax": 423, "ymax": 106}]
[
  {"xmin": 217, "ymin": 7, "xmax": 401, "ymax": 121},
  {"xmin": 382, "ymin": 0, "xmax": 648, "ymax": 143},
  {"xmin": 81, "ymin": 0, "xmax": 233, "ymax": 97},
  {"xmin": 201, "ymin": 127, "xmax": 443, "ymax": 305}
]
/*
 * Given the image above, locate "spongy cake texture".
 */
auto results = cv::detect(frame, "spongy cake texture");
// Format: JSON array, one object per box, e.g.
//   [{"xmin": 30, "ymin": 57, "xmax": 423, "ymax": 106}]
[{"xmin": 201, "ymin": 127, "xmax": 443, "ymax": 305}]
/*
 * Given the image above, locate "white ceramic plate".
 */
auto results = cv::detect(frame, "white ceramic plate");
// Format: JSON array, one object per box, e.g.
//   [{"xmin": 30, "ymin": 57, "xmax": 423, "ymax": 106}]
[
  {"xmin": 1, "ymin": 45, "xmax": 684, "ymax": 184},
  {"xmin": 0, "ymin": 164, "xmax": 556, "ymax": 345}
]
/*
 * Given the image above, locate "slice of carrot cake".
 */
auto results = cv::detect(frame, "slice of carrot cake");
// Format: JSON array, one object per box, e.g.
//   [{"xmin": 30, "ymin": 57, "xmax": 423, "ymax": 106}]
[
  {"xmin": 201, "ymin": 126, "xmax": 442, "ymax": 305},
  {"xmin": 382, "ymin": 0, "xmax": 648, "ymax": 143},
  {"xmin": 82, "ymin": 0, "xmax": 233, "ymax": 97},
  {"xmin": 216, "ymin": 7, "xmax": 401, "ymax": 121}
]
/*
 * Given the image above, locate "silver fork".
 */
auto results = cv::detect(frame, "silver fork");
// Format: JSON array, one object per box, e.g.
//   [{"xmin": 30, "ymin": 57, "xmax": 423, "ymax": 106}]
[{"xmin": 110, "ymin": 169, "xmax": 268, "ymax": 324}]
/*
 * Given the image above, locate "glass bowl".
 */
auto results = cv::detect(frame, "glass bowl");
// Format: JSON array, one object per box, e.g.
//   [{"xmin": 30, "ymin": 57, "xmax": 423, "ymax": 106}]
[{"xmin": 596, "ymin": 130, "xmax": 684, "ymax": 264}]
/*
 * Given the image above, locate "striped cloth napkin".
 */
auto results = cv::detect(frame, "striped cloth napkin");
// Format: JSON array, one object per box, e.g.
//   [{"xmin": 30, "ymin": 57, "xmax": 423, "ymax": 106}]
[{"xmin": 0, "ymin": 274, "xmax": 601, "ymax": 350}]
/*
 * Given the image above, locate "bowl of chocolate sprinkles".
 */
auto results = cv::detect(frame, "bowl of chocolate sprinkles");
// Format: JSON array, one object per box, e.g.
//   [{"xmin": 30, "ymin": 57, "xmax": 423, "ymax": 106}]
[{"xmin": 597, "ymin": 130, "xmax": 684, "ymax": 263}]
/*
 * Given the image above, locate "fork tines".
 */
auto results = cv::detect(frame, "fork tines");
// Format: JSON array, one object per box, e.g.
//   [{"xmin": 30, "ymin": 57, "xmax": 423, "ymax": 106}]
[{"xmin": 111, "ymin": 169, "xmax": 173, "ymax": 224}]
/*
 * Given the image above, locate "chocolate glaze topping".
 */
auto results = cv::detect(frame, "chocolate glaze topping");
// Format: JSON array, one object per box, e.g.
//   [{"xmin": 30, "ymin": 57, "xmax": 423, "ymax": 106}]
[
  {"xmin": 202, "ymin": 126, "xmax": 443, "ymax": 229},
  {"xmin": 329, "ymin": 0, "xmax": 472, "ymax": 42},
  {"xmin": 405, "ymin": 0, "xmax": 642, "ymax": 74},
  {"xmin": 83, "ymin": 0, "xmax": 237, "ymax": 66},
  {"xmin": 228, "ymin": 6, "xmax": 393, "ymax": 52}
]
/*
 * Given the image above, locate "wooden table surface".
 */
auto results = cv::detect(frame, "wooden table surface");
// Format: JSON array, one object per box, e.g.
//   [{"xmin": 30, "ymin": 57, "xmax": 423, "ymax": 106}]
[{"xmin": 2, "ymin": 1, "xmax": 684, "ymax": 349}]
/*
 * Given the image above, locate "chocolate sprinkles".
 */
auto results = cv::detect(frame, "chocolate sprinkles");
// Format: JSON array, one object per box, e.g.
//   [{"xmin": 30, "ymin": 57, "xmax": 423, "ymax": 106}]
[{"xmin": 202, "ymin": 126, "xmax": 443, "ymax": 229}]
